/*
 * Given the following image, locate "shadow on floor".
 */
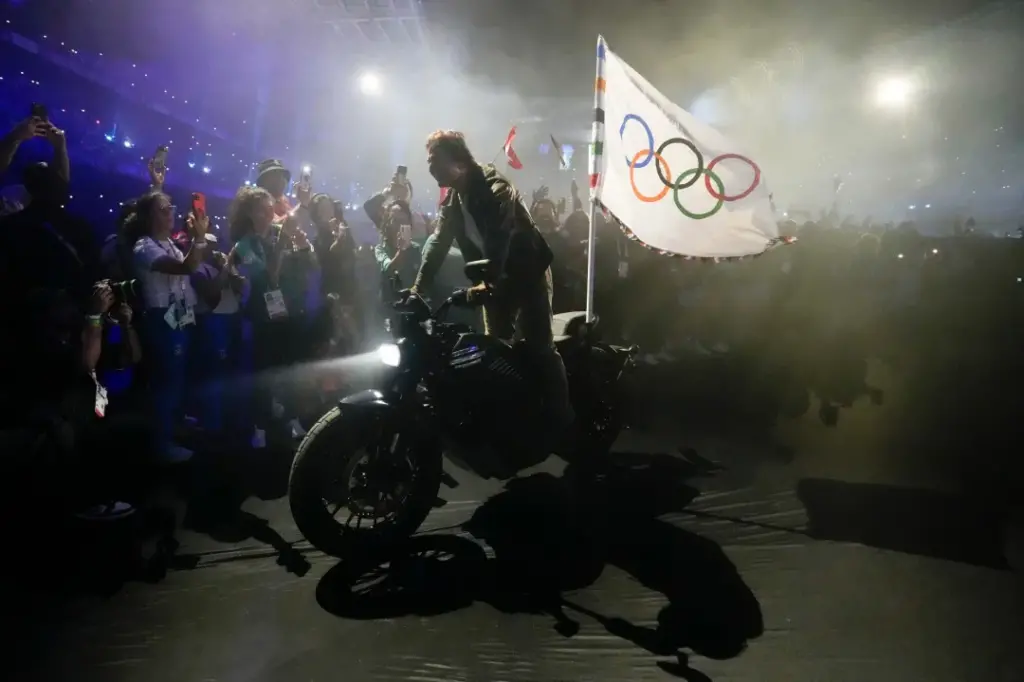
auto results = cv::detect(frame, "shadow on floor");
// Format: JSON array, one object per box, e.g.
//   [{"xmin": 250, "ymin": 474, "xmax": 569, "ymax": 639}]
[
  {"xmin": 797, "ymin": 478, "xmax": 1009, "ymax": 570},
  {"xmin": 316, "ymin": 453, "xmax": 763, "ymax": 678},
  {"xmin": 174, "ymin": 443, "xmax": 308, "ymax": 576}
]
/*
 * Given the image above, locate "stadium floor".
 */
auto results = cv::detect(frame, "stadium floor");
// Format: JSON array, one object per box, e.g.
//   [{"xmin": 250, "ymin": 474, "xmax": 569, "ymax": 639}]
[{"xmin": 8, "ymin": 391, "xmax": 1023, "ymax": 682}]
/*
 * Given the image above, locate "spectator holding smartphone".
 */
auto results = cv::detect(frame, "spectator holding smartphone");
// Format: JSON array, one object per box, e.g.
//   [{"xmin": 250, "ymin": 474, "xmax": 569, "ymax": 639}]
[
  {"xmin": 0, "ymin": 284, "xmax": 144, "ymax": 521},
  {"xmin": 0, "ymin": 121, "xmax": 93, "ymax": 304},
  {"xmin": 374, "ymin": 204, "xmax": 421, "ymax": 304},
  {"xmin": 363, "ymin": 168, "xmax": 413, "ymax": 230},
  {"xmin": 191, "ymin": 235, "xmax": 244, "ymax": 435},
  {"xmin": 130, "ymin": 192, "xmax": 205, "ymax": 463},
  {"xmin": 0, "ymin": 114, "xmax": 68, "ymax": 182},
  {"xmin": 229, "ymin": 185, "xmax": 305, "ymax": 448}
]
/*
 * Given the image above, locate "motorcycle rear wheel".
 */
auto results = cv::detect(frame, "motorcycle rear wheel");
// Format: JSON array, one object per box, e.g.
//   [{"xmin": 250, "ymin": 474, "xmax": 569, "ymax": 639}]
[{"xmin": 288, "ymin": 406, "xmax": 443, "ymax": 559}]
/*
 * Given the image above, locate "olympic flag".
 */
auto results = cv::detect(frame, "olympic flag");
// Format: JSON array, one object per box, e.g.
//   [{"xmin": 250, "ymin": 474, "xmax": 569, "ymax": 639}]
[{"xmin": 588, "ymin": 36, "xmax": 779, "ymax": 259}]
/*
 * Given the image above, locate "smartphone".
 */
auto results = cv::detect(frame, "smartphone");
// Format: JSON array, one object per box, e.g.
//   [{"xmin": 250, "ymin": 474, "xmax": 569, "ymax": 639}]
[
  {"xmin": 30, "ymin": 102, "xmax": 48, "ymax": 120},
  {"xmin": 152, "ymin": 145, "xmax": 169, "ymax": 170},
  {"xmin": 557, "ymin": 197, "xmax": 567, "ymax": 214},
  {"xmin": 300, "ymin": 165, "xmax": 312, "ymax": 186},
  {"xmin": 396, "ymin": 164, "xmax": 408, "ymax": 179},
  {"xmin": 191, "ymin": 192, "xmax": 207, "ymax": 218}
]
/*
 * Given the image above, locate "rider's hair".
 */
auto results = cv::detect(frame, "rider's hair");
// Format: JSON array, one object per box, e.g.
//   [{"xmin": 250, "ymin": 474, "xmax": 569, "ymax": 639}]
[{"xmin": 425, "ymin": 130, "xmax": 475, "ymax": 166}]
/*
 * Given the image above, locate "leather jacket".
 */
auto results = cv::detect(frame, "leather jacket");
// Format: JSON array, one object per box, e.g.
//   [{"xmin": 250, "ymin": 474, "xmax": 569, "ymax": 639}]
[{"xmin": 413, "ymin": 164, "xmax": 553, "ymax": 297}]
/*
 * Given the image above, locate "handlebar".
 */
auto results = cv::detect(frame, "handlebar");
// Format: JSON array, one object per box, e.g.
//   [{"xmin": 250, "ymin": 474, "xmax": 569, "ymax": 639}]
[{"xmin": 393, "ymin": 288, "xmax": 470, "ymax": 323}]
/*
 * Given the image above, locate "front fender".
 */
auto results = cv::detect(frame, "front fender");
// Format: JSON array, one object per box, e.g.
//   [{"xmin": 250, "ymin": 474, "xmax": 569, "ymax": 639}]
[
  {"xmin": 338, "ymin": 388, "xmax": 390, "ymax": 411},
  {"xmin": 335, "ymin": 389, "xmax": 436, "ymax": 442}
]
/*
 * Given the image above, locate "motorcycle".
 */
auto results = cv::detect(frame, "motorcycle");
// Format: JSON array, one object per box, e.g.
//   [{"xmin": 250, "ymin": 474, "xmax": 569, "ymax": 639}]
[{"xmin": 289, "ymin": 259, "xmax": 638, "ymax": 558}]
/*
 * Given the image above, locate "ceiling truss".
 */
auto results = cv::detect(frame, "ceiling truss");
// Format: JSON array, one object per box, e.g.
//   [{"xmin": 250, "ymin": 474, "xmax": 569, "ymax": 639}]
[{"xmin": 310, "ymin": 0, "xmax": 429, "ymax": 46}]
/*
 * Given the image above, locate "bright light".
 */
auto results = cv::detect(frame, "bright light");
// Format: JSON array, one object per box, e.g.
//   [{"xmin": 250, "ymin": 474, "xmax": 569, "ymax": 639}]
[
  {"xmin": 874, "ymin": 76, "xmax": 915, "ymax": 109},
  {"xmin": 359, "ymin": 72, "xmax": 382, "ymax": 96},
  {"xmin": 377, "ymin": 343, "xmax": 401, "ymax": 367},
  {"xmin": 202, "ymin": 166, "xmax": 211, "ymax": 174},
  {"xmin": 302, "ymin": 165, "xmax": 311, "ymax": 174},
  {"xmin": 122, "ymin": 138, "xmax": 134, "ymax": 148}
]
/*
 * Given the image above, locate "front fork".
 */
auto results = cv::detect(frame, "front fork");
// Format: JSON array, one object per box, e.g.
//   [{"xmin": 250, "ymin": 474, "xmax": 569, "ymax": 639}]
[{"xmin": 376, "ymin": 373, "xmax": 438, "ymax": 468}]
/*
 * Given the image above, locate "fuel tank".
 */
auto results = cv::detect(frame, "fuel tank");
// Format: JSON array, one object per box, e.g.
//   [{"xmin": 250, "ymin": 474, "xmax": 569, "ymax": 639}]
[
  {"xmin": 444, "ymin": 333, "xmax": 533, "ymax": 405},
  {"xmin": 440, "ymin": 333, "xmax": 546, "ymax": 479}
]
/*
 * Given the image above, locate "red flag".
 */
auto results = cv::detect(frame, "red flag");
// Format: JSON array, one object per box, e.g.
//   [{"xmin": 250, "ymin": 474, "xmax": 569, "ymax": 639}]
[
  {"xmin": 439, "ymin": 186, "xmax": 450, "ymax": 206},
  {"xmin": 503, "ymin": 126, "xmax": 523, "ymax": 170}
]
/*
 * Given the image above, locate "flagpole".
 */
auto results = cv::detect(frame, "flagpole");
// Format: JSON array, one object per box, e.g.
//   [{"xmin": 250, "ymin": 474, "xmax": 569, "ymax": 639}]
[
  {"xmin": 585, "ymin": 35, "xmax": 607, "ymax": 323},
  {"xmin": 585, "ymin": 198, "xmax": 598, "ymax": 322}
]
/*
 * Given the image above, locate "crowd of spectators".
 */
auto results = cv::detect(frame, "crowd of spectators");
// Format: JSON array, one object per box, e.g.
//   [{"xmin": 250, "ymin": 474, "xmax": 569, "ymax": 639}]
[{"xmin": 1, "ymin": 98, "xmax": 1022, "ymax": 545}]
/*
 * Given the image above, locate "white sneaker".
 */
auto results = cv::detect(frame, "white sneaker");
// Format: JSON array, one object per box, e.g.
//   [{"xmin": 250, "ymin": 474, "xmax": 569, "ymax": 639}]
[
  {"xmin": 251, "ymin": 427, "xmax": 267, "ymax": 449},
  {"xmin": 271, "ymin": 399, "xmax": 285, "ymax": 420},
  {"xmin": 288, "ymin": 419, "xmax": 307, "ymax": 439},
  {"xmin": 75, "ymin": 501, "xmax": 136, "ymax": 521},
  {"xmin": 161, "ymin": 444, "xmax": 194, "ymax": 463}
]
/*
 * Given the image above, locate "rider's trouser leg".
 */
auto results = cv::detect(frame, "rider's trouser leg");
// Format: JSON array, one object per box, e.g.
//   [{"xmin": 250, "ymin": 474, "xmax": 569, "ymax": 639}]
[{"xmin": 482, "ymin": 268, "xmax": 574, "ymax": 429}]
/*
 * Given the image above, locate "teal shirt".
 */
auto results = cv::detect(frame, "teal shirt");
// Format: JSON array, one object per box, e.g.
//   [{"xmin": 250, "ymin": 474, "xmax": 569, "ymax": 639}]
[
  {"xmin": 236, "ymin": 228, "xmax": 317, "ymax": 317},
  {"xmin": 374, "ymin": 241, "xmax": 422, "ymax": 300},
  {"xmin": 234, "ymin": 234, "xmax": 270, "ymax": 319}
]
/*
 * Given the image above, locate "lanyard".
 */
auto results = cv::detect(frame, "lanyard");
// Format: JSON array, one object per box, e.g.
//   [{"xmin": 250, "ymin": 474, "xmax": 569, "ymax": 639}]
[{"xmin": 155, "ymin": 238, "xmax": 189, "ymax": 303}]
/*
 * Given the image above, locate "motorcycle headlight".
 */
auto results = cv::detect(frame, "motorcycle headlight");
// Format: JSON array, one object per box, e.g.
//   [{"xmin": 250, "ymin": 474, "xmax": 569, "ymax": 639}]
[{"xmin": 377, "ymin": 343, "xmax": 402, "ymax": 367}]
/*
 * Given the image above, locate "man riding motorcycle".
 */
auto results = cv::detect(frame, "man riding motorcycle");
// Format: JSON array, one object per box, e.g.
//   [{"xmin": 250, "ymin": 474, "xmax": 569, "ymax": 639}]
[{"xmin": 407, "ymin": 129, "xmax": 574, "ymax": 431}]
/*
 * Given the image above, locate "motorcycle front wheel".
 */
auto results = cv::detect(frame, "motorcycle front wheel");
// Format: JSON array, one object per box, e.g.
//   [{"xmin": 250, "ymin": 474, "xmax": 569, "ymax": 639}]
[{"xmin": 288, "ymin": 406, "xmax": 443, "ymax": 559}]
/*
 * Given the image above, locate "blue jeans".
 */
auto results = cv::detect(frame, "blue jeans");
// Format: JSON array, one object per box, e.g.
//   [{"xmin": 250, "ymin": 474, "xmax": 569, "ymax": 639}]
[
  {"xmin": 195, "ymin": 312, "xmax": 237, "ymax": 433},
  {"xmin": 142, "ymin": 308, "xmax": 190, "ymax": 454}
]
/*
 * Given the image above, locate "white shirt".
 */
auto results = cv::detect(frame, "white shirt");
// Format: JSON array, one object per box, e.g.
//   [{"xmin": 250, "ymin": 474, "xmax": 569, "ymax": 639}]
[
  {"xmin": 132, "ymin": 236, "xmax": 198, "ymax": 309},
  {"xmin": 193, "ymin": 262, "xmax": 240, "ymax": 315},
  {"xmin": 459, "ymin": 202, "xmax": 486, "ymax": 254}
]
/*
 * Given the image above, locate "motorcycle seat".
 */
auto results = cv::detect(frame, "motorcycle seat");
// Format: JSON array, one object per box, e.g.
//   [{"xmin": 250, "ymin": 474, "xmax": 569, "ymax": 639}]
[{"xmin": 551, "ymin": 311, "xmax": 597, "ymax": 344}]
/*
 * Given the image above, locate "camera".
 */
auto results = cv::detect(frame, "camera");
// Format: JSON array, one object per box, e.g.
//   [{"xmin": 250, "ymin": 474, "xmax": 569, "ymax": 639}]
[{"xmin": 110, "ymin": 279, "xmax": 139, "ymax": 306}]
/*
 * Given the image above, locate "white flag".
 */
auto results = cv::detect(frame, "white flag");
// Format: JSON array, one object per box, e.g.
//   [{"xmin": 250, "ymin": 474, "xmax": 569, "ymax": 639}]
[{"xmin": 590, "ymin": 36, "xmax": 778, "ymax": 258}]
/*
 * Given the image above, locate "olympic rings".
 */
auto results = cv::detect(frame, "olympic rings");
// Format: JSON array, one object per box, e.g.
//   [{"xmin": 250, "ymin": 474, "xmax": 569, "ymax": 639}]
[
  {"xmin": 655, "ymin": 137, "xmax": 703, "ymax": 190},
  {"xmin": 619, "ymin": 113, "xmax": 761, "ymax": 218},
  {"xmin": 620, "ymin": 114, "xmax": 654, "ymax": 168},
  {"xmin": 629, "ymin": 152, "xmax": 726, "ymax": 218},
  {"xmin": 628, "ymin": 150, "xmax": 670, "ymax": 203},
  {"xmin": 674, "ymin": 168, "xmax": 724, "ymax": 220},
  {"xmin": 705, "ymin": 153, "xmax": 761, "ymax": 201}
]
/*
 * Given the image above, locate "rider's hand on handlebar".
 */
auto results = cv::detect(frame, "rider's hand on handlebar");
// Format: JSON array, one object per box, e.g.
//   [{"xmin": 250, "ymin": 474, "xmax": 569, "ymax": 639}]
[
  {"xmin": 395, "ymin": 287, "xmax": 421, "ymax": 307},
  {"xmin": 465, "ymin": 282, "xmax": 491, "ymax": 305}
]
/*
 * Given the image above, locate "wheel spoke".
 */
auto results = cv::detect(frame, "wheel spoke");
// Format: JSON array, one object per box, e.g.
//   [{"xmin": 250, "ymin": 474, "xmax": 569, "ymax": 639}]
[{"xmin": 316, "ymin": 426, "xmax": 424, "ymax": 536}]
